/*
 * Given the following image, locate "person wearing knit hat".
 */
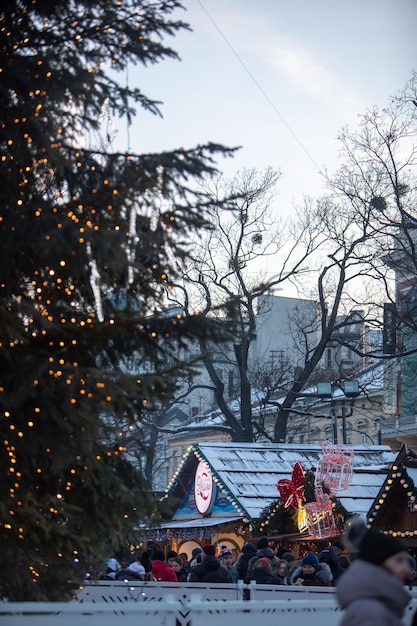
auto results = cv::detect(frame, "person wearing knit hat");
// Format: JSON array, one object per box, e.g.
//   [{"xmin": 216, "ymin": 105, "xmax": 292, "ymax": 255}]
[
  {"xmin": 189, "ymin": 546, "xmax": 203, "ymax": 569},
  {"xmin": 188, "ymin": 544, "xmax": 229, "ymax": 583},
  {"xmin": 302, "ymin": 552, "xmax": 320, "ymax": 570},
  {"xmin": 318, "ymin": 547, "xmax": 346, "ymax": 585},
  {"xmin": 235, "ymin": 543, "xmax": 257, "ymax": 582},
  {"xmin": 291, "ymin": 552, "xmax": 333, "ymax": 587},
  {"xmin": 219, "ymin": 548, "xmax": 239, "ymax": 582},
  {"xmin": 241, "ymin": 543, "xmax": 257, "ymax": 555},
  {"xmin": 192, "ymin": 547, "xmax": 202, "ymax": 559},
  {"xmin": 219, "ymin": 548, "xmax": 233, "ymax": 559},
  {"xmin": 336, "ymin": 517, "xmax": 412, "ymax": 626}
]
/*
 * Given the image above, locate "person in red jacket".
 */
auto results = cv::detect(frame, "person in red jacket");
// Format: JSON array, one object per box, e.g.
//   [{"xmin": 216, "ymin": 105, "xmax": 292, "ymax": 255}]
[{"xmin": 151, "ymin": 550, "xmax": 177, "ymax": 582}]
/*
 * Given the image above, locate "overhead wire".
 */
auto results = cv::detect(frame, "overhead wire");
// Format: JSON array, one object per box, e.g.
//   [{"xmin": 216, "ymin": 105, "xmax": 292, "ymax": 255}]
[{"xmin": 195, "ymin": 0, "xmax": 324, "ymax": 174}]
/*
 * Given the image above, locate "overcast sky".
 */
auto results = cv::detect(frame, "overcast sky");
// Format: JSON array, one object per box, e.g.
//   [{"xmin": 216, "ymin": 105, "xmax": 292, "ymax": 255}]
[{"xmin": 114, "ymin": 0, "xmax": 416, "ymax": 213}]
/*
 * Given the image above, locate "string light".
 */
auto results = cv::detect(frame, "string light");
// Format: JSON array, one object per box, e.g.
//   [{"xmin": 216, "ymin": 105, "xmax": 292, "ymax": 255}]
[
  {"xmin": 1, "ymin": 0, "xmax": 235, "ymax": 600},
  {"xmin": 368, "ymin": 462, "xmax": 417, "ymax": 532}
]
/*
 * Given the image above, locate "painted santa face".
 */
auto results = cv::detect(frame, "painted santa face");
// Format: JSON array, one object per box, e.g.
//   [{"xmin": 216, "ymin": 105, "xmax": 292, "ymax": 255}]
[{"xmin": 382, "ymin": 551, "xmax": 413, "ymax": 583}]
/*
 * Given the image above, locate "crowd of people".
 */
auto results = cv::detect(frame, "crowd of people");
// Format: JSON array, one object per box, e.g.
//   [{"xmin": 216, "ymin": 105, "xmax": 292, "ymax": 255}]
[
  {"xmin": 102, "ymin": 524, "xmax": 417, "ymax": 625},
  {"xmin": 104, "ymin": 531, "xmax": 416, "ymax": 589}
]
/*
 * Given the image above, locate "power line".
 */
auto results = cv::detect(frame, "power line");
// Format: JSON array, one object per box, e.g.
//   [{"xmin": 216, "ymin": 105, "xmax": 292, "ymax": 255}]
[{"xmin": 195, "ymin": 0, "xmax": 324, "ymax": 173}]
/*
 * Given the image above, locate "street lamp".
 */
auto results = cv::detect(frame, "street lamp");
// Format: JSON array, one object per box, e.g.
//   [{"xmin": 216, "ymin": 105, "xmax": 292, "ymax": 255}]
[
  {"xmin": 316, "ymin": 382, "xmax": 332, "ymax": 398},
  {"xmin": 316, "ymin": 380, "xmax": 360, "ymax": 444},
  {"xmin": 342, "ymin": 380, "xmax": 359, "ymax": 398}
]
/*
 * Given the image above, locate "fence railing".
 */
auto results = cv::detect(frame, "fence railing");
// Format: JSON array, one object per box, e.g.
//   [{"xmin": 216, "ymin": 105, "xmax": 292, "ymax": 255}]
[
  {"xmin": 2, "ymin": 583, "xmax": 417, "ymax": 626},
  {"xmin": 0, "ymin": 596, "xmax": 347, "ymax": 626},
  {"xmin": 75, "ymin": 579, "xmax": 336, "ymax": 603}
]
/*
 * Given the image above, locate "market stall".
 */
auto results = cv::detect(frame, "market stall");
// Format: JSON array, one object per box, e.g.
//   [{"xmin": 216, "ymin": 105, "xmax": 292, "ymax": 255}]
[{"xmin": 142, "ymin": 442, "xmax": 395, "ymax": 558}]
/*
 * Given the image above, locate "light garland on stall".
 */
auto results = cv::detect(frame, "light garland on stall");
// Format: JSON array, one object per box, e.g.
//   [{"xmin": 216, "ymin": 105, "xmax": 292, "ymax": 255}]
[
  {"xmin": 368, "ymin": 463, "xmax": 417, "ymax": 538},
  {"xmin": 162, "ymin": 446, "xmax": 194, "ymax": 498},
  {"xmin": 161, "ymin": 445, "xmax": 252, "ymax": 524},
  {"xmin": 192, "ymin": 448, "xmax": 252, "ymax": 523}
]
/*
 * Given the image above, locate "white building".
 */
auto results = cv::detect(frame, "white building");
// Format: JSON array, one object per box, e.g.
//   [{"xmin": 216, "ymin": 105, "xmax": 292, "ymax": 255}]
[{"xmin": 250, "ymin": 293, "xmax": 319, "ymax": 368}]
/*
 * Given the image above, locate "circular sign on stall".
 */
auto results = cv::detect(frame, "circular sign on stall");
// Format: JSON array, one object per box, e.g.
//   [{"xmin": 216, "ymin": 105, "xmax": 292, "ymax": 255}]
[{"xmin": 194, "ymin": 461, "xmax": 217, "ymax": 515}]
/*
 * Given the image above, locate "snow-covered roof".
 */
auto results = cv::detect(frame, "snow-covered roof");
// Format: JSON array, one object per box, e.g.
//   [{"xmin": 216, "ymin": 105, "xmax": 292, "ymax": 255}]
[{"xmin": 167, "ymin": 442, "xmax": 395, "ymax": 523}]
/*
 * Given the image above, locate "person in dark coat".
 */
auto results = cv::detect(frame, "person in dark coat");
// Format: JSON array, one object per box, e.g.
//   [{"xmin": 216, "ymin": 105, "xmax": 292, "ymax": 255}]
[
  {"xmin": 247, "ymin": 537, "xmax": 278, "ymax": 580},
  {"xmin": 179, "ymin": 552, "xmax": 190, "ymax": 572},
  {"xmin": 140, "ymin": 551, "xmax": 153, "ymax": 578},
  {"xmin": 170, "ymin": 556, "xmax": 188, "ymax": 582},
  {"xmin": 291, "ymin": 552, "xmax": 333, "ymax": 587},
  {"xmin": 337, "ymin": 518, "xmax": 412, "ymax": 626},
  {"xmin": 318, "ymin": 546, "xmax": 346, "ymax": 585},
  {"xmin": 188, "ymin": 545, "xmax": 229, "ymax": 583},
  {"xmin": 115, "ymin": 558, "xmax": 145, "ymax": 581},
  {"xmin": 250, "ymin": 557, "xmax": 286, "ymax": 585},
  {"xmin": 189, "ymin": 547, "xmax": 203, "ymax": 570},
  {"xmin": 236, "ymin": 543, "xmax": 257, "ymax": 582}
]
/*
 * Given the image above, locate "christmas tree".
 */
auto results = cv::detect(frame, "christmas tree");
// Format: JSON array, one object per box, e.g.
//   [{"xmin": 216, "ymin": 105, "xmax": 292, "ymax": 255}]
[{"xmin": 0, "ymin": 0, "xmax": 233, "ymax": 600}]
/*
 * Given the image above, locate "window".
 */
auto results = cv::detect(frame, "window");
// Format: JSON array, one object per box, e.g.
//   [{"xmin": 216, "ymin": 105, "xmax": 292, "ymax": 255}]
[
  {"xmin": 310, "ymin": 427, "xmax": 321, "ymax": 444},
  {"xmin": 228, "ymin": 369, "xmax": 234, "ymax": 397},
  {"xmin": 326, "ymin": 348, "xmax": 332, "ymax": 369},
  {"xmin": 356, "ymin": 419, "xmax": 368, "ymax": 445},
  {"xmin": 374, "ymin": 419, "xmax": 382, "ymax": 444},
  {"xmin": 288, "ymin": 429, "xmax": 304, "ymax": 443},
  {"xmin": 324, "ymin": 426, "xmax": 333, "ymax": 441}
]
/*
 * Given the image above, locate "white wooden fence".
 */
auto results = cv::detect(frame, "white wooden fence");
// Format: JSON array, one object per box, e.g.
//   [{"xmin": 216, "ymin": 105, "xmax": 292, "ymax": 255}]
[
  {"xmin": 2, "ymin": 582, "xmax": 417, "ymax": 626},
  {"xmin": 75, "ymin": 579, "xmax": 336, "ymax": 603}
]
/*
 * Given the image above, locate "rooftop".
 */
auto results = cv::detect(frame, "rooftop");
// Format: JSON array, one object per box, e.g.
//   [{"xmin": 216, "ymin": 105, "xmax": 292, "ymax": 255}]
[{"xmin": 166, "ymin": 441, "xmax": 395, "ymax": 523}]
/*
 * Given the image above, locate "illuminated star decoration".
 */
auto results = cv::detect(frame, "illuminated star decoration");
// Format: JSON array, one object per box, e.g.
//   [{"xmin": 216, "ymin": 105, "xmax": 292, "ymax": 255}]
[{"xmin": 277, "ymin": 461, "xmax": 306, "ymax": 509}]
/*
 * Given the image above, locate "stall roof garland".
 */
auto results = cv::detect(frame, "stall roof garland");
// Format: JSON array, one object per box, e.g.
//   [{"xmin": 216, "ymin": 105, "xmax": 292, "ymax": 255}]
[
  {"xmin": 256, "ymin": 469, "xmax": 349, "ymax": 537},
  {"xmin": 368, "ymin": 462, "xmax": 417, "ymax": 538},
  {"xmin": 256, "ymin": 500, "xmax": 299, "ymax": 536},
  {"xmin": 140, "ymin": 526, "xmax": 220, "ymax": 542},
  {"xmin": 164, "ymin": 445, "xmax": 194, "ymax": 495},
  {"xmin": 161, "ymin": 442, "xmax": 394, "ymax": 528},
  {"xmin": 162, "ymin": 445, "xmax": 253, "ymax": 524}
]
